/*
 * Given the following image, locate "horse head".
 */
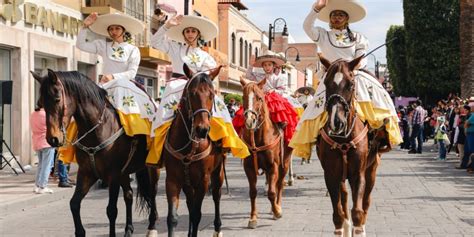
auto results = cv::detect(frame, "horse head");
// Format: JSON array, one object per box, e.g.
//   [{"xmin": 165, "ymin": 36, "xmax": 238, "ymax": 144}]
[
  {"xmin": 321, "ymin": 55, "xmax": 363, "ymax": 136},
  {"xmin": 181, "ymin": 64, "xmax": 222, "ymax": 140},
  {"xmin": 31, "ymin": 69, "xmax": 77, "ymax": 147},
  {"xmin": 240, "ymin": 77, "xmax": 268, "ymax": 130}
]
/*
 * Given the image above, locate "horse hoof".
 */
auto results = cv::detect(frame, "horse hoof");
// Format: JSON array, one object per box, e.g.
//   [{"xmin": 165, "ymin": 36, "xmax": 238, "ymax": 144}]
[
  {"xmin": 343, "ymin": 219, "xmax": 352, "ymax": 237},
  {"xmin": 213, "ymin": 231, "xmax": 223, "ymax": 237},
  {"xmin": 272, "ymin": 211, "xmax": 282, "ymax": 220},
  {"xmin": 353, "ymin": 226, "xmax": 366, "ymax": 237},
  {"xmin": 146, "ymin": 229, "xmax": 158, "ymax": 237},
  {"xmin": 334, "ymin": 229, "xmax": 343, "ymax": 236},
  {"xmin": 288, "ymin": 180, "xmax": 294, "ymax": 186},
  {"xmin": 248, "ymin": 219, "xmax": 257, "ymax": 229}
]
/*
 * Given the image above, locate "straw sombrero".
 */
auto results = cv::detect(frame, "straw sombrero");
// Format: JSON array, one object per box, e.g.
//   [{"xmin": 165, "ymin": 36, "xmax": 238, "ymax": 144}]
[
  {"xmin": 297, "ymin": 87, "xmax": 316, "ymax": 96},
  {"xmin": 318, "ymin": 0, "xmax": 366, "ymax": 23},
  {"xmin": 253, "ymin": 51, "xmax": 286, "ymax": 68},
  {"xmin": 90, "ymin": 13, "xmax": 145, "ymax": 37},
  {"xmin": 166, "ymin": 15, "xmax": 218, "ymax": 44}
]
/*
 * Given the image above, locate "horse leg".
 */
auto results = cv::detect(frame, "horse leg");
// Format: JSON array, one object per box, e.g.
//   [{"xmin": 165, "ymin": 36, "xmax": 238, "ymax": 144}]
[
  {"xmin": 211, "ymin": 160, "xmax": 224, "ymax": 237},
  {"xmin": 243, "ymin": 157, "xmax": 258, "ymax": 229},
  {"xmin": 267, "ymin": 163, "xmax": 281, "ymax": 220},
  {"xmin": 341, "ymin": 181, "xmax": 352, "ymax": 237},
  {"xmin": 287, "ymin": 155, "xmax": 294, "ymax": 186},
  {"xmin": 166, "ymin": 172, "xmax": 182, "ymax": 237},
  {"xmin": 358, "ymin": 154, "xmax": 380, "ymax": 236},
  {"xmin": 189, "ymin": 176, "xmax": 208, "ymax": 237},
  {"xmin": 120, "ymin": 174, "xmax": 134, "ymax": 237},
  {"xmin": 324, "ymin": 173, "xmax": 348, "ymax": 236},
  {"xmin": 348, "ymin": 170, "xmax": 366, "ymax": 237},
  {"xmin": 70, "ymin": 170, "xmax": 97, "ymax": 237},
  {"xmin": 182, "ymin": 183, "xmax": 195, "ymax": 235},
  {"xmin": 145, "ymin": 168, "xmax": 159, "ymax": 237},
  {"xmin": 106, "ymin": 175, "xmax": 121, "ymax": 237},
  {"xmin": 278, "ymin": 148, "xmax": 292, "ymax": 207}
]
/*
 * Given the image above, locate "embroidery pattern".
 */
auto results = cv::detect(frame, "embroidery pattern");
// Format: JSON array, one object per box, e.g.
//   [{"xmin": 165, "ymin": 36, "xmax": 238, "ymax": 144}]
[{"xmin": 111, "ymin": 47, "xmax": 125, "ymax": 59}]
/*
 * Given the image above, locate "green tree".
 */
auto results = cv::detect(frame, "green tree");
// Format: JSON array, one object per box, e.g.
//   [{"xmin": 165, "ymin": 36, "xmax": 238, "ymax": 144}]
[
  {"xmin": 386, "ymin": 25, "xmax": 412, "ymax": 96},
  {"xmin": 403, "ymin": 0, "xmax": 460, "ymax": 104},
  {"xmin": 224, "ymin": 93, "xmax": 242, "ymax": 105}
]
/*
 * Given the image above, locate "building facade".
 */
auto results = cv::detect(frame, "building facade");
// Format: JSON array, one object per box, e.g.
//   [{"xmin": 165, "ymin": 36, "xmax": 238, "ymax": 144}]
[
  {"xmin": 218, "ymin": 0, "xmax": 263, "ymax": 95},
  {"xmin": 0, "ymin": 0, "xmax": 169, "ymax": 165}
]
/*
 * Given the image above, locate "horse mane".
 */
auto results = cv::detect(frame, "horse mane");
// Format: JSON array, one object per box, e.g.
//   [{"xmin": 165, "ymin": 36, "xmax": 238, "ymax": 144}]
[
  {"xmin": 53, "ymin": 71, "xmax": 108, "ymax": 109},
  {"xmin": 179, "ymin": 73, "xmax": 214, "ymax": 107}
]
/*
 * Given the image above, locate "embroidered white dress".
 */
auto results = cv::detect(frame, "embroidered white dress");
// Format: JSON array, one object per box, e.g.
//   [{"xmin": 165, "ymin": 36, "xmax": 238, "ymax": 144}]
[
  {"xmin": 289, "ymin": 9, "xmax": 402, "ymax": 159},
  {"xmin": 146, "ymin": 26, "xmax": 249, "ymax": 165}
]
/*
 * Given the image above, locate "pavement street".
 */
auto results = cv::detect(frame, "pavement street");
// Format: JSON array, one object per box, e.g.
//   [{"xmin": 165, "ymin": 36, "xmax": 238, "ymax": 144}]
[{"xmin": 0, "ymin": 140, "xmax": 472, "ymax": 236}]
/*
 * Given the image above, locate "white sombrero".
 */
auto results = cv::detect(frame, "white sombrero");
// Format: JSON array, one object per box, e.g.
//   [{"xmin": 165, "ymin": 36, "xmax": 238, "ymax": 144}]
[
  {"xmin": 166, "ymin": 15, "xmax": 218, "ymax": 44},
  {"xmin": 89, "ymin": 13, "xmax": 145, "ymax": 37},
  {"xmin": 253, "ymin": 51, "xmax": 286, "ymax": 68},
  {"xmin": 318, "ymin": 0, "xmax": 367, "ymax": 23}
]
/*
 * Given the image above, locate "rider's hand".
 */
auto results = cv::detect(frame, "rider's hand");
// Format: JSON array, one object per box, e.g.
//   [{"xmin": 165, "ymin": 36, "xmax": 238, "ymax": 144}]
[
  {"xmin": 313, "ymin": 0, "xmax": 327, "ymax": 11},
  {"xmin": 165, "ymin": 15, "xmax": 183, "ymax": 29},
  {"xmin": 100, "ymin": 74, "xmax": 114, "ymax": 84},
  {"xmin": 83, "ymin": 12, "xmax": 98, "ymax": 28}
]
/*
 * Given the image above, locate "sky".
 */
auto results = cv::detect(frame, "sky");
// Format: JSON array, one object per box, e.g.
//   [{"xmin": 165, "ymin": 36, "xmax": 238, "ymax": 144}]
[{"xmin": 243, "ymin": 0, "xmax": 404, "ymax": 68}]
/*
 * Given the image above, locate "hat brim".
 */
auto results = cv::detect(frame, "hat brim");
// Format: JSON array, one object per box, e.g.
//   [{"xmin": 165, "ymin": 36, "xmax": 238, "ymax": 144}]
[
  {"xmin": 166, "ymin": 16, "xmax": 218, "ymax": 44},
  {"xmin": 296, "ymin": 87, "xmax": 316, "ymax": 95},
  {"xmin": 253, "ymin": 55, "xmax": 286, "ymax": 67},
  {"xmin": 90, "ymin": 13, "xmax": 145, "ymax": 37},
  {"xmin": 318, "ymin": 1, "xmax": 366, "ymax": 23}
]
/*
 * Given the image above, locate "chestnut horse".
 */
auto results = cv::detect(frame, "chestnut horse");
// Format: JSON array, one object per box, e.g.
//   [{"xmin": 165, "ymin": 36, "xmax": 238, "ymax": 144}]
[
  {"xmin": 239, "ymin": 77, "xmax": 292, "ymax": 229},
  {"xmin": 316, "ymin": 56, "xmax": 384, "ymax": 237},
  {"xmin": 32, "ymin": 70, "xmax": 159, "ymax": 237},
  {"xmin": 162, "ymin": 65, "xmax": 226, "ymax": 237}
]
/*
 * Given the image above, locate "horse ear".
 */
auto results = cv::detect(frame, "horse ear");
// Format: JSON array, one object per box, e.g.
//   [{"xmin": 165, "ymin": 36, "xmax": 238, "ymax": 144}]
[
  {"xmin": 349, "ymin": 55, "xmax": 364, "ymax": 71},
  {"xmin": 257, "ymin": 77, "xmax": 267, "ymax": 89},
  {"xmin": 209, "ymin": 65, "xmax": 223, "ymax": 81},
  {"xmin": 30, "ymin": 71, "xmax": 44, "ymax": 84},
  {"xmin": 47, "ymin": 69, "xmax": 58, "ymax": 83},
  {"xmin": 239, "ymin": 76, "xmax": 248, "ymax": 87},
  {"xmin": 183, "ymin": 63, "xmax": 194, "ymax": 79},
  {"xmin": 318, "ymin": 54, "xmax": 331, "ymax": 70}
]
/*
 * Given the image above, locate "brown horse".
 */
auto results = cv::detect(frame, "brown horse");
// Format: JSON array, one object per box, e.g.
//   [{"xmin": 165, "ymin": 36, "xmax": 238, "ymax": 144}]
[
  {"xmin": 162, "ymin": 65, "xmax": 226, "ymax": 237},
  {"xmin": 239, "ymin": 77, "xmax": 292, "ymax": 229},
  {"xmin": 316, "ymin": 56, "xmax": 384, "ymax": 237},
  {"xmin": 32, "ymin": 70, "xmax": 159, "ymax": 237}
]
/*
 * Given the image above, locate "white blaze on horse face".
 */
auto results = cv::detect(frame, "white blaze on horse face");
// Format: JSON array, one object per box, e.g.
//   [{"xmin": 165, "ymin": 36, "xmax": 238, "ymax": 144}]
[
  {"xmin": 330, "ymin": 104, "xmax": 338, "ymax": 131},
  {"xmin": 334, "ymin": 72, "xmax": 344, "ymax": 86},
  {"xmin": 245, "ymin": 91, "xmax": 255, "ymax": 127}
]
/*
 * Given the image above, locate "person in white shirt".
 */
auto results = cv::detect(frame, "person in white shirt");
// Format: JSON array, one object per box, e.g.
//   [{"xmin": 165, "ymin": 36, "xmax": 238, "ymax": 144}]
[
  {"xmin": 290, "ymin": 0, "xmax": 402, "ymax": 159},
  {"xmin": 59, "ymin": 12, "xmax": 155, "ymax": 164},
  {"xmin": 146, "ymin": 14, "xmax": 249, "ymax": 166}
]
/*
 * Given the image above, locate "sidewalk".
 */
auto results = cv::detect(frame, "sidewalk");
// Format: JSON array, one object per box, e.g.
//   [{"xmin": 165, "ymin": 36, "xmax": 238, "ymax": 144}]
[{"xmin": 0, "ymin": 164, "xmax": 78, "ymax": 215}]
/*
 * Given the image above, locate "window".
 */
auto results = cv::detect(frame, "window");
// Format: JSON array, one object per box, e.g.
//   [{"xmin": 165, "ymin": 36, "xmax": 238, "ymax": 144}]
[
  {"xmin": 125, "ymin": 0, "xmax": 144, "ymax": 21},
  {"xmin": 135, "ymin": 76, "xmax": 156, "ymax": 99},
  {"xmin": 231, "ymin": 33, "xmax": 236, "ymax": 64},
  {"xmin": 244, "ymin": 41, "xmax": 248, "ymax": 67},
  {"xmin": 249, "ymin": 43, "xmax": 252, "ymax": 62},
  {"xmin": 239, "ymin": 38, "xmax": 243, "ymax": 67},
  {"xmin": 255, "ymin": 47, "xmax": 259, "ymax": 57}
]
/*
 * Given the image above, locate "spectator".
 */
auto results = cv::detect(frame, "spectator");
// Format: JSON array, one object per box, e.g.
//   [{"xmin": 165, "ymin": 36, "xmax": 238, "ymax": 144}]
[
  {"xmin": 434, "ymin": 116, "xmax": 448, "ymax": 161},
  {"xmin": 454, "ymin": 113, "xmax": 467, "ymax": 169},
  {"xmin": 409, "ymin": 100, "xmax": 425, "ymax": 154},
  {"xmin": 30, "ymin": 99, "xmax": 55, "ymax": 194},
  {"xmin": 464, "ymin": 105, "xmax": 474, "ymax": 173}
]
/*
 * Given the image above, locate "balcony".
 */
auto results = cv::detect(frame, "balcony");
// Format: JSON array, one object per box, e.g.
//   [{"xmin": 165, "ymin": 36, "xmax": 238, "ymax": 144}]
[
  {"xmin": 82, "ymin": 0, "xmax": 124, "ymax": 14},
  {"xmin": 218, "ymin": 0, "xmax": 248, "ymax": 10}
]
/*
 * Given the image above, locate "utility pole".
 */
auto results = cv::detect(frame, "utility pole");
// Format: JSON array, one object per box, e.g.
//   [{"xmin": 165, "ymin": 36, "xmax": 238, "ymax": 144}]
[{"xmin": 184, "ymin": 0, "xmax": 189, "ymax": 15}]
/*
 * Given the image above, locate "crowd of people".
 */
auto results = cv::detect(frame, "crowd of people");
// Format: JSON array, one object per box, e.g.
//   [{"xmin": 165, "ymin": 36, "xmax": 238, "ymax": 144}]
[{"xmin": 397, "ymin": 95, "xmax": 474, "ymax": 173}]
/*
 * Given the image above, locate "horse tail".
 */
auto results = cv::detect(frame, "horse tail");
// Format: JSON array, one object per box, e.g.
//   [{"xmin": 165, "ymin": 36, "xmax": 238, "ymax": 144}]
[{"xmin": 135, "ymin": 168, "xmax": 156, "ymax": 215}]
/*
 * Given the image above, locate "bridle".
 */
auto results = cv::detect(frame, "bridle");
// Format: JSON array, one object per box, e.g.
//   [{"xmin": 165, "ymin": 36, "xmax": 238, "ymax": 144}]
[{"xmin": 243, "ymin": 83, "xmax": 265, "ymax": 131}]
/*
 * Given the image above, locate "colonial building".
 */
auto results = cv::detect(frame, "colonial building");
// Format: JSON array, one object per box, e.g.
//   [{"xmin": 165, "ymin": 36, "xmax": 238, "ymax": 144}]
[
  {"xmin": 0, "ymin": 0, "xmax": 169, "ymax": 165},
  {"xmin": 218, "ymin": 0, "xmax": 264, "ymax": 95}
]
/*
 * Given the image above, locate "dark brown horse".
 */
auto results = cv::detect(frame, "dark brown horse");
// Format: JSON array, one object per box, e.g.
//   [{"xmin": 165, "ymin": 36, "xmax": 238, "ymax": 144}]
[
  {"xmin": 239, "ymin": 77, "xmax": 292, "ymax": 229},
  {"xmin": 162, "ymin": 65, "xmax": 226, "ymax": 237},
  {"xmin": 316, "ymin": 56, "xmax": 384, "ymax": 237},
  {"xmin": 32, "ymin": 70, "xmax": 159, "ymax": 237}
]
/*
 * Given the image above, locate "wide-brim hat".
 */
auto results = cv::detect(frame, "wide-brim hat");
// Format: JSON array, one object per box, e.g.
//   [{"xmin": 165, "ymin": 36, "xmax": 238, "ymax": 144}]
[
  {"xmin": 166, "ymin": 15, "xmax": 218, "ymax": 44},
  {"xmin": 318, "ymin": 0, "xmax": 367, "ymax": 23},
  {"xmin": 90, "ymin": 13, "xmax": 145, "ymax": 37},
  {"xmin": 297, "ymin": 86, "xmax": 316, "ymax": 95},
  {"xmin": 253, "ymin": 51, "xmax": 286, "ymax": 68}
]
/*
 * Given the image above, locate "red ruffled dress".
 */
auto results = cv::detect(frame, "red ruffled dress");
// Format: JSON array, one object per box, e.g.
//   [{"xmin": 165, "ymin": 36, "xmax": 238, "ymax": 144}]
[{"xmin": 233, "ymin": 72, "xmax": 298, "ymax": 144}]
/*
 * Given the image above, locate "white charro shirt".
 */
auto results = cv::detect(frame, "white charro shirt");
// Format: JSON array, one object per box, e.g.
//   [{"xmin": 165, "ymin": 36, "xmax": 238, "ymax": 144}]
[
  {"xmin": 76, "ymin": 28, "xmax": 140, "ymax": 80},
  {"xmin": 245, "ymin": 66, "xmax": 288, "ymax": 94},
  {"xmin": 303, "ymin": 9, "xmax": 369, "ymax": 68},
  {"xmin": 150, "ymin": 26, "xmax": 216, "ymax": 75}
]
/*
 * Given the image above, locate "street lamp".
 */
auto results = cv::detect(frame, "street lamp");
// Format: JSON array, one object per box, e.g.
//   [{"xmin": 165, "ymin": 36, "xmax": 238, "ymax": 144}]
[
  {"xmin": 284, "ymin": 46, "xmax": 300, "ymax": 62},
  {"xmin": 268, "ymin": 18, "xmax": 288, "ymax": 51}
]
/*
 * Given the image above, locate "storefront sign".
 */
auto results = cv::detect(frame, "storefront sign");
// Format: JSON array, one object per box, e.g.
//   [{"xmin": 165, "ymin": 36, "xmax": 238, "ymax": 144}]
[{"xmin": 0, "ymin": 0, "xmax": 82, "ymax": 36}]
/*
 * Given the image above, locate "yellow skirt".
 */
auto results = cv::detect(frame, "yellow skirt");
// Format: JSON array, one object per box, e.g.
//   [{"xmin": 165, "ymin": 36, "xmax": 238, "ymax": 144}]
[
  {"xmin": 59, "ymin": 112, "xmax": 152, "ymax": 164},
  {"xmin": 295, "ymin": 107, "xmax": 304, "ymax": 119},
  {"xmin": 289, "ymin": 101, "xmax": 402, "ymax": 159},
  {"xmin": 146, "ymin": 117, "xmax": 250, "ymax": 166}
]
